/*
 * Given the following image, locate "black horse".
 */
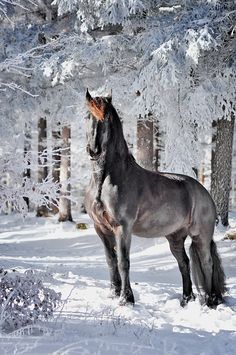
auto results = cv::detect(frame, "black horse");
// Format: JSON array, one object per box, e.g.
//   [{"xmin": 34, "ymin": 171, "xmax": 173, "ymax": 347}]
[{"xmin": 84, "ymin": 90, "xmax": 225, "ymax": 308}]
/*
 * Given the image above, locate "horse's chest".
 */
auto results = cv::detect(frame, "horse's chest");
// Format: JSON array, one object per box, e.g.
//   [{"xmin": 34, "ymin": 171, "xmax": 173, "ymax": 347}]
[
  {"xmin": 100, "ymin": 176, "xmax": 118, "ymax": 206},
  {"xmin": 85, "ymin": 176, "xmax": 119, "ymax": 230}
]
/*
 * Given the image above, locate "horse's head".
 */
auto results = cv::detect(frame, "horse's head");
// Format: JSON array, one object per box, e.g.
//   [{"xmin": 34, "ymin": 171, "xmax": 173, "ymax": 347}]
[
  {"xmin": 85, "ymin": 89, "xmax": 113, "ymax": 161},
  {"xmin": 86, "ymin": 89, "xmax": 112, "ymax": 121}
]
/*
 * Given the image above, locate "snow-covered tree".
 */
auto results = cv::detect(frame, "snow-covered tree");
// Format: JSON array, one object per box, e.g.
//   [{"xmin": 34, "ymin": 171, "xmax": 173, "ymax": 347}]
[{"xmin": 0, "ymin": 0, "xmax": 235, "ymax": 218}]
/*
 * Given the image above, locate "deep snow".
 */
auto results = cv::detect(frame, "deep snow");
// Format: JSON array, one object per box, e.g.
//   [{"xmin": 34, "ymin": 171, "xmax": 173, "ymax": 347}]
[{"xmin": 0, "ymin": 212, "xmax": 235, "ymax": 354}]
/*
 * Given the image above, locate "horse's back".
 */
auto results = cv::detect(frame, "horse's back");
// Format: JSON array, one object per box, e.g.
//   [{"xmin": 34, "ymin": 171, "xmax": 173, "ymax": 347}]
[{"xmin": 131, "ymin": 168, "xmax": 216, "ymax": 238}]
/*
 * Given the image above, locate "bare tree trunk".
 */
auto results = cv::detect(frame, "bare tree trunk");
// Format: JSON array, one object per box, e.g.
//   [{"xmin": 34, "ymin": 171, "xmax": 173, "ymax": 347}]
[
  {"xmin": 58, "ymin": 126, "xmax": 73, "ymax": 222},
  {"xmin": 23, "ymin": 123, "xmax": 31, "ymax": 211},
  {"xmin": 192, "ymin": 121, "xmax": 199, "ymax": 178},
  {"xmin": 154, "ymin": 119, "xmax": 163, "ymax": 171},
  {"xmin": 50, "ymin": 128, "xmax": 61, "ymax": 214},
  {"xmin": 36, "ymin": 117, "xmax": 49, "ymax": 217},
  {"xmin": 199, "ymin": 162, "xmax": 205, "ymax": 185},
  {"xmin": 137, "ymin": 115, "xmax": 154, "ymax": 171},
  {"xmin": 211, "ymin": 114, "xmax": 235, "ymax": 226}
]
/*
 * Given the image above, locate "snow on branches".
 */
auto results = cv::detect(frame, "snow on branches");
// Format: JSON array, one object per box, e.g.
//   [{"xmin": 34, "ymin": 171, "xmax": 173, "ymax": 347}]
[
  {"xmin": 0, "ymin": 150, "xmax": 60, "ymax": 215},
  {"xmin": 0, "ymin": 0, "xmax": 38, "ymax": 24}
]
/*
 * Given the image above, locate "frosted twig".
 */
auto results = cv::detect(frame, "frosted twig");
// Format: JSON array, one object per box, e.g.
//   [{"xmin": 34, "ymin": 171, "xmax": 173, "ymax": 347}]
[
  {"xmin": 0, "ymin": 82, "xmax": 38, "ymax": 97},
  {"xmin": 0, "ymin": 6, "xmax": 13, "ymax": 24},
  {"xmin": 53, "ymin": 285, "xmax": 76, "ymax": 333}
]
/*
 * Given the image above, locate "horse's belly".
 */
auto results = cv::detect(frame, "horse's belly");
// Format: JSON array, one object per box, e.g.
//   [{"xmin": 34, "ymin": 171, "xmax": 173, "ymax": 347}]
[
  {"xmin": 132, "ymin": 224, "xmax": 179, "ymax": 238},
  {"xmin": 132, "ymin": 211, "xmax": 189, "ymax": 238}
]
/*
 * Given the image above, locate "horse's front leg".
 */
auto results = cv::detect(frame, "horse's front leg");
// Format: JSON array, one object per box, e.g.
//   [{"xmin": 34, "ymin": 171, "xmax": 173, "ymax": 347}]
[
  {"xmin": 115, "ymin": 225, "xmax": 134, "ymax": 306},
  {"xmin": 94, "ymin": 224, "xmax": 121, "ymax": 297}
]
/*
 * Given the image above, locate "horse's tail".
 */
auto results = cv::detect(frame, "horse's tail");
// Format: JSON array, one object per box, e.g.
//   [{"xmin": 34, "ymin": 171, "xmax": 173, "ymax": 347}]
[
  {"xmin": 210, "ymin": 240, "xmax": 226, "ymax": 296},
  {"xmin": 190, "ymin": 240, "xmax": 226, "ymax": 297}
]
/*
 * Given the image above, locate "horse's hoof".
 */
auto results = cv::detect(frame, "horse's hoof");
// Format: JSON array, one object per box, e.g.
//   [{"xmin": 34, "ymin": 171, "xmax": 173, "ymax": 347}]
[
  {"xmin": 180, "ymin": 293, "xmax": 196, "ymax": 307},
  {"xmin": 213, "ymin": 294, "xmax": 223, "ymax": 305},
  {"xmin": 118, "ymin": 297, "xmax": 135, "ymax": 306},
  {"xmin": 205, "ymin": 295, "xmax": 218, "ymax": 309},
  {"xmin": 108, "ymin": 288, "xmax": 121, "ymax": 299},
  {"xmin": 206, "ymin": 297, "xmax": 215, "ymax": 308},
  {"xmin": 206, "ymin": 294, "xmax": 223, "ymax": 308},
  {"xmin": 118, "ymin": 292, "xmax": 135, "ymax": 306}
]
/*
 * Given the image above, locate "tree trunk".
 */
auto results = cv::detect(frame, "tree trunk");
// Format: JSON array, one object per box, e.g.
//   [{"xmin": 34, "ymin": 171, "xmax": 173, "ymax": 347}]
[
  {"xmin": 36, "ymin": 117, "xmax": 49, "ymax": 217},
  {"xmin": 199, "ymin": 161, "xmax": 205, "ymax": 185},
  {"xmin": 58, "ymin": 125, "xmax": 73, "ymax": 222},
  {"xmin": 50, "ymin": 128, "xmax": 61, "ymax": 214},
  {"xmin": 23, "ymin": 124, "xmax": 31, "ymax": 211},
  {"xmin": 211, "ymin": 114, "xmax": 235, "ymax": 226},
  {"xmin": 136, "ymin": 115, "xmax": 154, "ymax": 171},
  {"xmin": 154, "ymin": 119, "xmax": 163, "ymax": 171}
]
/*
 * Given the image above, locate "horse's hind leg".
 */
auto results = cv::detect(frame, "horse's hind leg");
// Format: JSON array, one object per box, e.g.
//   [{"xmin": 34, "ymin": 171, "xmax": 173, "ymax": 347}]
[
  {"xmin": 190, "ymin": 235, "xmax": 225, "ymax": 307},
  {"xmin": 190, "ymin": 236, "xmax": 213, "ymax": 306},
  {"xmin": 166, "ymin": 230, "xmax": 195, "ymax": 307},
  {"xmin": 94, "ymin": 224, "xmax": 121, "ymax": 297}
]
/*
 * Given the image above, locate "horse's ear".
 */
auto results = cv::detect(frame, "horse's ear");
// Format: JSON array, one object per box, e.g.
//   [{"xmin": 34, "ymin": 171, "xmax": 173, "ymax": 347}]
[
  {"xmin": 107, "ymin": 89, "xmax": 112, "ymax": 103},
  {"xmin": 86, "ymin": 89, "xmax": 92, "ymax": 102}
]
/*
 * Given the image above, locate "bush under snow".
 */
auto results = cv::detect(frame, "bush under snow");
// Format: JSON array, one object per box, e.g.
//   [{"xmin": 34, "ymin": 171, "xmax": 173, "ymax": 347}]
[{"xmin": 0, "ymin": 269, "xmax": 61, "ymax": 332}]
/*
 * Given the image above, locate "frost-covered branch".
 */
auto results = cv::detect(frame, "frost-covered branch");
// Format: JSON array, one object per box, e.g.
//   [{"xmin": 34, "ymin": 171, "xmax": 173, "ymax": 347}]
[
  {"xmin": 0, "ymin": 0, "xmax": 38, "ymax": 23},
  {"xmin": 0, "ymin": 36, "xmax": 65, "ymax": 94},
  {"xmin": 0, "ymin": 37, "xmax": 63, "ymax": 75},
  {"xmin": 0, "ymin": 82, "xmax": 39, "ymax": 96},
  {"xmin": 0, "ymin": 150, "xmax": 61, "ymax": 215}
]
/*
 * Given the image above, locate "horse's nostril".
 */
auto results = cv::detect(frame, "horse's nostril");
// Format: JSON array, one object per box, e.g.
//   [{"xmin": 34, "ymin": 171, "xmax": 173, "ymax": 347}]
[
  {"xmin": 86, "ymin": 145, "xmax": 90, "ymax": 154},
  {"xmin": 87, "ymin": 145, "xmax": 100, "ymax": 158}
]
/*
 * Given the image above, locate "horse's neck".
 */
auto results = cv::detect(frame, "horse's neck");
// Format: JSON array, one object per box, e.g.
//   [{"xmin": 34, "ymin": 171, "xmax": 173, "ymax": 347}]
[
  {"xmin": 91, "ymin": 111, "xmax": 130, "ymax": 201},
  {"xmin": 112, "ymin": 118, "xmax": 129, "ymax": 160},
  {"xmin": 91, "ymin": 140, "xmax": 129, "ymax": 202},
  {"xmin": 91, "ymin": 155, "xmax": 106, "ymax": 201}
]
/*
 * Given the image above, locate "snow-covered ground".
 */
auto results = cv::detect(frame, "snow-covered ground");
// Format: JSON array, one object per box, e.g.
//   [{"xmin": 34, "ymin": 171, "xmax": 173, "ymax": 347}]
[{"xmin": 0, "ymin": 212, "xmax": 235, "ymax": 354}]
